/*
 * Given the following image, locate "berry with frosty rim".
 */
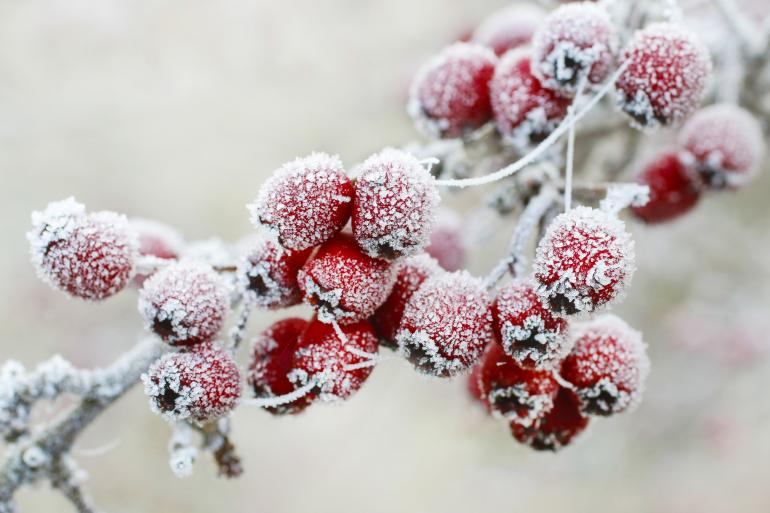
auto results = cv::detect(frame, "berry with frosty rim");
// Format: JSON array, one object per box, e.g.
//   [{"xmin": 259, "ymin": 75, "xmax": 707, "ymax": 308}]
[
  {"xmin": 352, "ymin": 148, "xmax": 440, "ymax": 260},
  {"xmin": 510, "ymin": 387, "xmax": 589, "ymax": 451},
  {"xmin": 28, "ymin": 197, "xmax": 138, "ymax": 301},
  {"xmin": 425, "ymin": 208, "xmax": 467, "ymax": 272},
  {"xmin": 248, "ymin": 152, "xmax": 353, "ymax": 251},
  {"xmin": 630, "ymin": 152, "xmax": 701, "ymax": 224},
  {"xmin": 138, "ymin": 261, "xmax": 229, "ymax": 347},
  {"xmin": 237, "ymin": 237, "xmax": 312, "ymax": 309},
  {"xmin": 129, "ymin": 217, "xmax": 184, "ymax": 286},
  {"xmin": 471, "ymin": 3, "xmax": 545, "ymax": 56}
]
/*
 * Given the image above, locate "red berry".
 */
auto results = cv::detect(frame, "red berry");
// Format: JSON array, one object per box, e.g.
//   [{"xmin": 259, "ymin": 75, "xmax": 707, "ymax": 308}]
[
  {"xmin": 425, "ymin": 208, "xmax": 467, "ymax": 272},
  {"xmin": 510, "ymin": 387, "xmax": 589, "ymax": 451},
  {"xmin": 371, "ymin": 253, "xmax": 442, "ymax": 347},
  {"xmin": 248, "ymin": 318, "xmax": 313, "ymax": 415},
  {"xmin": 138, "ymin": 262, "xmax": 229, "ymax": 347},
  {"xmin": 352, "ymin": 148, "xmax": 440, "ymax": 259},
  {"xmin": 471, "ymin": 3, "xmax": 545, "ymax": 56},
  {"xmin": 248, "ymin": 152, "xmax": 353, "ymax": 251},
  {"xmin": 142, "ymin": 342, "xmax": 241, "ymax": 423},
  {"xmin": 533, "ymin": 206, "xmax": 635, "ymax": 315},
  {"xmin": 630, "ymin": 152, "xmax": 701, "ymax": 224},
  {"xmin": 28, "ymin": 198, "xmax": 138, "ymax": 301},
  {"xmin": 298, "ymin": 233, "xmax": 395, "ymax": 325},
  {"xmin": 408, "ymin": 43, "xmax": 497, "ymax": 139},
  {"xmin": 467, "ymin": 361, "xmax": 488, "ymax": 410},
  {"xmin": 289, "ymin": 317, "xmax": 379, "ymax": 402},
  {"xmin": 396, "ymin": 271, "xmax": 493, "ymax": 377},
  {"xmin": 478, "ymin": 342, "xmax": 560, "ymax": 426},
  {"xmin": 129, "ymin": 217, "xmax": 184, "ymax": 286},
  {"xmin": 492, "ymin": 279, "xmax": 570, "ymax": 370},
  {"xmin": 560, "ymin": 314, "xmax": 649, "ymax": 416},
  {"xmin": 615, "ymin": 23, "xmax": 712, "ymax": 129},
  {"xmin": 490, "ymin": 48, "xmax": 570, "ymax": 151},
  {"xmin": 531, "ymin": 2, "xmax": 618, "ymax": 96},
  {"xmin": 238, "ymin": 238, "xmax": 312, "ymax": 309},
  {"xmin": 679, "ymin": 104, "xmax": 764, "ymax": 189}
]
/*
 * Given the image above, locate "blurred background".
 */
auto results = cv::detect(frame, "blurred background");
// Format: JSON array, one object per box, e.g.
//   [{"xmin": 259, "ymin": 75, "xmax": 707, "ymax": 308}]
[{"xmin": 1, "ymin": 1, "xmax": 769, "ymax": 512}]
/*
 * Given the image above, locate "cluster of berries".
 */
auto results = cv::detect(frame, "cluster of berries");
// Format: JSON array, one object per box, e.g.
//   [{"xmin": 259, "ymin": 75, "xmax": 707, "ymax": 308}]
[{"xmin": 409, "ymin": 2, "xmax": 712, "ymax": 150}]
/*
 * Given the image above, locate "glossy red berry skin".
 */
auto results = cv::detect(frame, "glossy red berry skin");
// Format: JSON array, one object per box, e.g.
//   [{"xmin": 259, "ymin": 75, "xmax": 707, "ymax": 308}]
[
  {"xmin": 408, "ymin": 43, "xmax": 497, "ymax": 139},
  {"xmin": 396, "ymin": 271, "xmax": 493, "ymax": 377},
  {"xmin": 478, "ymin": 343, "xmax": 560, "ymax": 426},
  {"xmin": 248, "ymin": 318, "xmax": 313, "ymax": 415},
  {"xmin": 471, "ymin": 3, "xmax": 545, "ymax": 56},
  {"xmin": 28, "ymin": 198, "xmax": 138, "ymax": 301},
  {"xmin": 490, "ymin": 49, "xmax": 570, "ymax": 151},
  {"xmin": 492, "ymin": 279, "xmax": 570, "ymax": 370},
  {"xmin": 533, "ymin": 206, "xmax": 635, "ymax": 315},
  {"xmin": 238, "ymin": 238, "xmax": 312, "ymax": 309},
  {"xmin": 615, "ymin": 23, "xmax": 712, "ymax": 129},
  {"xmin": 531, "ymin": 2, "xmax": 618, "ymax": 96},
  {"xmin": 631, "ymin": 152, "xmax": 701, "ymax": 224},
  {"xmin": 679, "ymin": 104, "xmax": 764, "ymax": 189},
  {"xmin": 560, "ymin": 315, "xmax": 649, "ymax": 416},
  {"xmin": 371, "ymin": 254, "xmax": 442, "ymax": 348},
  {"xmin": 138, "ymin": 262, "xmax": 229, "ymax": 347},
  {"xmin": 510, "ymin": 387, "xmax": 589, "ymax": 451},
  {"xmin": 142, "ymin": 342, "xmax": 241, "ymax": 423},
  {"xmin": 298, "ymin": 233, "xmax": 395, "ymax": 325},
  {"xmin": 289, "ymin": 317, "xmax": 379, "ymax": 402},
  {"xmin": 352, "ymin": 148, "xmax": 440, "ymax": 260},
  {"xmin": 248, "ymin": 152, "xmax": 353, "ymax": 251},
  {"xmin": 425, "ymin": 208, "xmax": 466, "ymax": 272}
]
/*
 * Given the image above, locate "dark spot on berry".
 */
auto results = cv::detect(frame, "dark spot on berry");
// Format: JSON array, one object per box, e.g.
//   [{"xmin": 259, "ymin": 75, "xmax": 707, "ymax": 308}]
[
  {"xmin": 547, "ymin": 294, "xmax": 578, "ymax": 315},
  {"xmin": 157, "ymin": 386, "xmax": 180, "ymax": 412},
  {"xmin": 152, "ymin": 316, "xmax": 176, "ymax": 341},
  {"xmin": 248, "ymin": 274, "xmax": 270, "ymax": 295},
  {"xmin": 489, "ymin": 387, "xmax": 532, "ymax": 419},
  {"xmin": 580, "ymin": 387, "xmax": 618, "ymax": 416}
]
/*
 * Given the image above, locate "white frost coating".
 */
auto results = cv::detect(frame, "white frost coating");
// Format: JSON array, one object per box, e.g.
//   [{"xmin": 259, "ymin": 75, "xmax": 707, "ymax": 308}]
[
  {"xmin": 168, "ymin": 422, "xmax": 198, "ymax": 478},
  {"xmin": 244, "ymin": 379, "xmax": 317, "ymax": 408},
  {"xmin": 599, "ymin": 183, "xmax": 650, "ymax": 214},
  {"xmin": 352, "ymin": 148, "xmax": 441, "ymax": 259},
  {"xmin": 129, "ymin": 217, "xmax": 185, "ymax": 259}
]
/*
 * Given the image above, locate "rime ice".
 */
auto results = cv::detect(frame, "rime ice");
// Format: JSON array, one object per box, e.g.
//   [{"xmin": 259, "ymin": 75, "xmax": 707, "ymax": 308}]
[{"xmin": 237, "ymin": 237, "xmax": 311, "ymax": 309}]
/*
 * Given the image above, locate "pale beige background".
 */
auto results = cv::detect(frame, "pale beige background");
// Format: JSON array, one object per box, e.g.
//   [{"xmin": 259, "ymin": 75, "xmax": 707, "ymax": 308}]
[{"xmin": 1, "ymin": 1, "xmax": 770, "ymax": 512}]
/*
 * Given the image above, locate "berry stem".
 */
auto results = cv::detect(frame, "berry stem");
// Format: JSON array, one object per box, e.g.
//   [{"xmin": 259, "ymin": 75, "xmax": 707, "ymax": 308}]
[
  {"xmin": 564, "ymin": 80, "xmax": 587, "ymax": 212},
  {"xmin": 244, "ymin": 379, "xmax": 318, "ymax": 408},
  {"xmin": 228, "ymin": 293, "xmax": 256, "ymax": 351}
]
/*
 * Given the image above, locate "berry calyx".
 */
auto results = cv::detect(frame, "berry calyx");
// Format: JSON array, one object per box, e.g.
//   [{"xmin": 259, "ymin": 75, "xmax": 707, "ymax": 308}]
[
  {"xmin": 28, "ymin": 198, "xmax": 138, "ymax": 301},
  {"xmin": 679, "ymin": 104, "xmax": 764, "ymax": 189},
  {"xmin": 371, "ymin": 253, "xmax": 442, "ymax": 347},
  {"xmin": 471, "ymin": 3, "xmax": 545, "ymax": 56},
  {"xmin": 408, "ymin": 42, "xmax": 497, "ymax": 139},
  {"xmin": 248, "ymin": 152, "xmax": 353, "ymax": 251},
  {"xmin": 478, "ymin": 342, "xmax": 560, "ymax": 426},
  {"xmin": 142, "ymin": 342, "xmax": 241, "ymax": 423},
  {"xmin": 560, "ymin": 314, "xmax": 649, "ymax": 416},
  {"xmin": 298, "ymin": 233, "xmax": 395, "ymax": 325},
  {"xmin": 352, "ymin": 148, "xmax": 440, "ymax": 259},
  {"xmin": 531, "ymin": 2, "xmax": 618, "ymax": 96},
  {"xmin": 489, "ymin": 48, "xmax": 570, "ymax": 151},
  {"xmin": 248, "ymin": 318, "xmax": 313, "ymax": 415},
  {"xmin": 138, "ymin": 262, "xmax": 229, "ymax": 347},
  {"xmin": 533, "ymin": 206, "xmax": 635, "ymax": 315},
  {"xmin": 492, "ymin": 279, "xmax": 570, "ymax": 370},
  {"xmin": 510, "ymin": 387, "xmax": 589, "ymax": 451},
  {"xmin": 396, "ymin": 270, "xmax": 493, "ymax": 377},
  {"xmin": 630, "ymin": 152, "xmax": 701, "ymax": 224},
  {"xmin": 615, "ymin": 23, "xmax": 712, "ymax": 129},
  {"xmin": 237, "ymin": 237, "xmax": 312, "ymax": 309}
]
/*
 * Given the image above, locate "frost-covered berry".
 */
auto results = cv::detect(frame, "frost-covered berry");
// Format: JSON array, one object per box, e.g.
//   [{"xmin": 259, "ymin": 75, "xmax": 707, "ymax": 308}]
[
  {"xmin": 560, "ymin": 315, "xmax": 649, "ymax": 416},
  {"xmin": 531, "ymin": 2, "xmax": 618, "ymax": 96},
  {"xmin": 679, "ymin": 104, "xmax": 764, "ymax": 189},
  {"xmin": 248, "ymin": 318, "xmax": 313, "ymax": 415},
  {"xmin": 630, "ymin": 152, "xmax": 701, "ymax": 224},
  {"xmin": 352, "ymin": 148, "xmax": 440, "ymax": 259},
  {"xmin": 237, "ymin": 238, "xmax": 312, "ymax": 309},
  {"xmin": 396, "ymin": 271, "xmax": 493, "ymax": 377},
  {"xmin": 298, "ymin": 233, "xmax": 395, "ymax": 325},
  {"xmin": 478, "ymin": 342, "xmax": 559, "ymax": 426},
  {"xmin": 28, "ymin": 198, "xmax": 138, "ymax": 301},
  {"xmin": 289, "ymin": 317, "xmax": 378, "ymax": 402},
  {"xmin": 425, "ymin": 208, "xmax": 466, "ymax": 272},
  {"xmin": 142, "ymin": 342, "xmax": 241, "ymax": 423},
  {"xmin": 615, "ymin": 23, "xmax": 712, "ymax": 129},
  {"xmin": 510, "ymin": 387, "xmax": 589, "ymax": 451},
  {"xmin": 130, "ymin": 217, "xmax": 184, "ymax": 285},
  {"xmin": 490, "ymin": 49, "xmax": 570, "ymax": 151},
  {"xmin": 371, "ymin": 253, "xmax": 442, "ymax": 347},
  {"xmin": 471, "ymin": 3, "xmax": 545, "ymax": 56},
  {"xmin": 533, "ymin": 206, "xmax": 635, "ymax": 315},
  {"xmin": 138, "ymin": 262, "xmax": 229, "ymax": 347},
  {"xmin": 408, "ymin": 43, "xmax": 497, "ymax": 139},
  {"xmin": 248, "ymin": 153, "xmax": 353, "ymax": 251},
  {"xmin": 493, "ymin": 279, "xmax": 570, "ymax": 370}
]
